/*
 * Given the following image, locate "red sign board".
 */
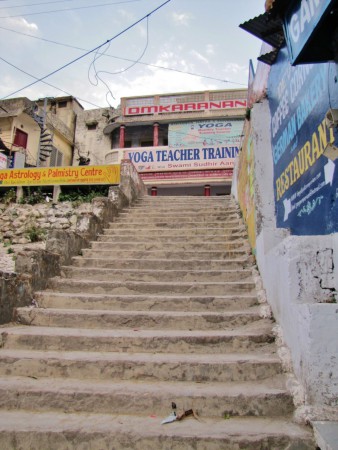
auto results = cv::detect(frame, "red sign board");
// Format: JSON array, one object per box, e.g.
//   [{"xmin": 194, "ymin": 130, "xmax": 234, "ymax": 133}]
[
  {"xmin": 124, "ymin": 100, "xmax": 247, "ymax": 116},
  {"xmin": 140, "ymin": 169, "xmax": 233, "ymax": 182}
]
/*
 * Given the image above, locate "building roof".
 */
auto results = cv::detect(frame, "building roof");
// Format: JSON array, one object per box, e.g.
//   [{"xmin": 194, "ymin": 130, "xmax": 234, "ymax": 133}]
[
  {"xmin": 239, "ymin": 12, "xmax": 285, "ymax": 49},
  {"xmin": 35, "ymin": 95, "xmax": 84, "ymax": 110}
]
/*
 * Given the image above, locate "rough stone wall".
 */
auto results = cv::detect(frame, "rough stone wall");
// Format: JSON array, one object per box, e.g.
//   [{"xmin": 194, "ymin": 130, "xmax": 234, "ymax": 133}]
[
  {"xmin": 0, "ymin": 272, "xmax": 32, "ymax": 325},
  {"xmin": 0, "ymin": 160, "xmax": 146, "ymax": 325},
  {"xmin": 0, "ymin": 202, "xmax": 79, "ymax": 245}
]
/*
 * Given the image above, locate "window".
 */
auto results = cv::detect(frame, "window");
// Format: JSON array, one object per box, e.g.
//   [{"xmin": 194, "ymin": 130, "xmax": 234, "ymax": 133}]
[
  {"xmin": 13, "ymin": 129, "xmax": 28, "ymax": 149},
  {"xmin": 141, "ymin": 141, "xmax": 153, "ymax": 147},
  {"xmin": 58, "ymin": 101, "xmax": 67, "ymax": 108},
  {"xmin": 87, "ymin": 123, "xmax": 97, "ymax": 130},
  {"xmin": 49, "ymin": 147, "xmax": 63, "ymax": 167}
]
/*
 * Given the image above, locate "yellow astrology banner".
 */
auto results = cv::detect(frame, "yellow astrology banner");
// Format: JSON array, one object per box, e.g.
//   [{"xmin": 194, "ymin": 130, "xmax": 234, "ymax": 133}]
[{"xmin": 0, "ymin": 165, "xmax": 120, "ymax": 187}]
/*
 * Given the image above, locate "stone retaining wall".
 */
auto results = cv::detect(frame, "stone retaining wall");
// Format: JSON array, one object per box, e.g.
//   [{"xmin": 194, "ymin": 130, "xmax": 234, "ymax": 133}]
[{"xmin": 0, "ymin": 160, "xmax": 146, "ymax": 325}]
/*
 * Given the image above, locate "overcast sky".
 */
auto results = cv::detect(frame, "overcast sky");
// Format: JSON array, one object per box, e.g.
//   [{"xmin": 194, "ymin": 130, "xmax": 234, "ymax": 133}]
[{"xmin": 0, "ymin": 0, "xmax": 265, "ymax": 109}]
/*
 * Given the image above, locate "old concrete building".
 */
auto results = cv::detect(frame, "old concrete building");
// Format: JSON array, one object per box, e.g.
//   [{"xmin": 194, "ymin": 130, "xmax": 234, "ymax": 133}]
[
  {"xmin": 35, "ymin": 96, "xmax": 84, "ymax": 167},
  {"xmin": 0, "ymin": 96, "xmax": 84, "ymax": 168},
  {"xmin": 103, "ymin": 89, "xmax": 248, "ymax": 195},
  {"xmin": 73, "ymin": 107, "xmax": 113, "ymax": 166},
  {"xmin": 0, "ymin": 97, "xmax": 41, "ymax": 168}
]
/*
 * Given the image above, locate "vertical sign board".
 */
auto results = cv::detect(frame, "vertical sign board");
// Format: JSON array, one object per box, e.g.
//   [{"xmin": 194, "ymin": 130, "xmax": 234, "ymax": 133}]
[
  {"xmin": 0, "ymin": 153, "xmax": 7, "ymax": 169},
  {"xmin": 268, "ymin": 47, "xmax": 338, "ymax": 235},
  {"xmin": 283, "ymin": 0, "xmax": 332, "ymax": 65}
]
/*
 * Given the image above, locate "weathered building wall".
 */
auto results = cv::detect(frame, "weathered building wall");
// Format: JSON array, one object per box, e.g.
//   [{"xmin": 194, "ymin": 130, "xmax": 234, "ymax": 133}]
[
  {"xmin": 0, "ymin": 98, "xmax": 41, "ymax": 166},
  {"xmin": 74, "ymin": 108, "xmax": 112, "ymax": 166},
  {"xmin": 233, "ymin": 55, "xmax": 338, "ymax": 418},
  {"xmin": 232, "ymin": 119, "xmax": 256, "ymax": 253}
]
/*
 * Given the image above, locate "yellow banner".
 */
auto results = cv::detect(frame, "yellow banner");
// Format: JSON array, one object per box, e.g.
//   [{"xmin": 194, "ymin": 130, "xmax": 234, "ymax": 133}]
[{"xmin": 0, "ymin": 165, "xmax": 120, "ymax": 187}]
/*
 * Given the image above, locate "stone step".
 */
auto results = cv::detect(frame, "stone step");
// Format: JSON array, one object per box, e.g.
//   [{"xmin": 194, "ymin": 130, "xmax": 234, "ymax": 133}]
[
  {"xmin": 0, "ymin": 349, "xmax": 283, "ymax": 382},
  {"xmin": 107, "ymin": 221, "xmax": 245, "ymax": 229},
  {"xmin": 102, "ymin": 227, "xmax": 246, "ymax": 237},
  {"xmin": 89, "ymin": 241, "xmax": 249, "ymax": 252},
  {"xmin": 0, "ymin": 376, "xmax": 294, "ymax": 418},
  {"xmin": 0, "ymin": 411, "xmax": 314, "ymax": 450},
  {"xmin": 34, "ymin": 292, "xmax": 259, "ymax": 312},
  {"xmin": 123, "ymin": 206, "xmax": 239, "ymax": 214},
  {"xmin": 15, "ymin": 307, "xmax": 262, "ymax": 331},
  {"xmin": 47, "ymin": 278, "xmax": 256, "ymax": 296},
  {"xmin": 60, "ymin": 267, "xmax": 253, "ymax": 283},
  {"xmin": 99, "ymin": 232, "xmax": 247, "ymax": 242},
  {"xmin": 112, "ymin": 219, "xmax": 243, "ymax": 227},
  {"xmin": 140, "ymin": 198, "xmax": 232, "ymax": 205},
  {"xmin": 0, "ymin": 324, "xmax": 274, "ymax": 354},
  {"xmin": 81, "ymin": 248, "xmax": 251, "ymax": 260},
  {"xmin": 141, "ymin": 195, "xmax": 230, "ymax": 201},
  {"xmin": 71, "ymin": 256, "xmax": 254, "ymax": 270},
  {"xmin": 117, "ymin": 213, "xmax": 240, "ymax": 222}
]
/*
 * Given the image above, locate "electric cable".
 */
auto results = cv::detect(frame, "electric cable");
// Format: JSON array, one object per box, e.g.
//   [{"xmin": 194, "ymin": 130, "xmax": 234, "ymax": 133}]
[
  {"xmin": 89, "ymin": 40, "xmax": 116, "ymax": 107},
  {"xmin": 0, "ymin": 0, "xmax": 172, "ymax": 100},
  {"xmin": 87, "ymin": 15, "xmax": 150, "ymax": 104},
  {"xmin": 0, "ymin": 55, "xmax": 103, "ymax": 108},
  {"xmin": 0, "ymin": 0, "xmax": 74, "ymax": 10},
  {"xmin": 0, "ymin": 24, "xmax": 247, "ymax": 86},
  {"xmin": 0, "ymin": 0, "xmax": 141, "ymax": 18}
]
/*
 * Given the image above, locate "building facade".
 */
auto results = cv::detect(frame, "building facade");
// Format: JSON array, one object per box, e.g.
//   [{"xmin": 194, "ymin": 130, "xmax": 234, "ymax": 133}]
[
  {"xmin": 103, "ymin": 89, "xmax": 248, "ymax": 195},
  {"xmin": 233, "ymin": 0, "xmax": 338, "ymax": 442},
  {"xmin": 0, "ymin": 96, "xmax": 83, "ymax": 169}
]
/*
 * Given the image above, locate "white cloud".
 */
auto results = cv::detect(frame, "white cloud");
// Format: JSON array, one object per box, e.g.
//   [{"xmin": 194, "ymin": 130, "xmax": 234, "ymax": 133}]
[
  {"xmin": 206, "ymin": 44, "xmax": 215, "ymax": 55},
  {"xmin": 223, "ymin": 62, "xmax": 246, "ymax": 74},
  {"xmin": 190, "ymin": 50, "xmax": 209, "ymax": 65},
  {"xmin": 5, "ymin": 17, "xmax": 38, "ymax": 32},
  {"xmin": 117, "ymin": 8, "xmax": 134, "ymax": 21},
  {"xmin": 172, "ymin": 12, "xmax": 191, "ymax": 26}
]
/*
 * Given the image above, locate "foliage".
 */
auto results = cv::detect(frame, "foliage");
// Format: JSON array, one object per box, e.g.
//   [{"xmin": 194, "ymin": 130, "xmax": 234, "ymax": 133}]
[
  {"xmin": 7, "ymin": 247, "xmax": 14, "ymax": 254},
  {"xmin": 59, "ymin": 186, "xmax": 109, "ymax": 205},
  {"xmin": 25, "ymin": 225, "xmax": 46, "ymax": 243},
  {"xmin": 20, "ymin": 188, "xmax": 46, "ymax": 205},
  {"xmin": 1, "ymin": 189, "xmax": 16, "ymax": 205}
]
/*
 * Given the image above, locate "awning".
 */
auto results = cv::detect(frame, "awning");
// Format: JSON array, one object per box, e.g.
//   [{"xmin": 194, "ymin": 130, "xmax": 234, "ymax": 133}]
[
  {"xmin": 103, "ymin": 122, "xmax": 120, "ymax": 135},
  {"xmin": 239, "ymin": 12, "xmax": 285, "ymax": 49},
  {"xmin": 257, "ymin": 49, "xmax": 280, "ymax": 66}
]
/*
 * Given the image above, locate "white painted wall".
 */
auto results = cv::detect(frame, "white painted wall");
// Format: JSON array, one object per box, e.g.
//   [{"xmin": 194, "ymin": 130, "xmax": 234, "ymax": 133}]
[{"xmin": 233, "ymin": 98, "xmax": 338, "ymax": 419}]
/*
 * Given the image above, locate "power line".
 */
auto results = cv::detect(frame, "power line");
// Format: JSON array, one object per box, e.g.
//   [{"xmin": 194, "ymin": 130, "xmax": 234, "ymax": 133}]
[
  {"xmin": 0, "ymin": 55, "xmax": 104, "ymax": 108},
  {"xmin": 0, "ymin": 0, "xmax": 141, "ymax": 18},
  {"xmin": 0, "ymin": 0, "xmax": 74, "ymax": 10},
  {"xmin": 0, "ymin": 24, "xmax": 247, "ymax": 86},
  {"xmin": 0, "ymin": 0, "xmax": 172, "ymax": 100}
]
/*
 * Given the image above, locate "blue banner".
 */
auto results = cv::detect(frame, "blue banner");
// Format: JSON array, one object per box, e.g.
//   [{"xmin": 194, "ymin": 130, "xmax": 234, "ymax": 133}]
[
  {"xmin": 283, "ymin": 0, "xmax": 332, "ymax": 64},
  {"xmin": 268, "ymin": 47, "xmax": 338, "ymax": 235}
]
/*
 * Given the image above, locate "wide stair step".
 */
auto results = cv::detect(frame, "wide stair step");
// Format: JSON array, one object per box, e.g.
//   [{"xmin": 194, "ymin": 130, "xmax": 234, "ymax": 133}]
[
  {"xmin": 0, "ymin": 324, "xmax": 274, "ymax": 353},
  {"xmin": 0, "ymin": 411, "xmax": 314, "ymax": 450},
  {"xmin": 0, "ymin": 376, "xmax": 294, "ymax": 417},
  {"xmin": 0, "ymin": 195, "xmax": 314, "ymax": 448},
  {"xmin": 15, "ymin": 307, "xmax": 264, "ymax": 330},
  {"xmin": 71, "ymin": 257, "xmax": 254, "ymax": 269},
  {"xmin": 46, "ymin": 278, "xmax": 256, "ymax": 295},
  {"xmin": 0, "ymin": 349, "xmax": 284, "ymax": 382},
  {"xmin": 59, "ymin": 267, "xmax": 253, "ymax": 282},
  {"xmin": 34, "ymin": 292, "xmax": 259, "ymax": 311}
]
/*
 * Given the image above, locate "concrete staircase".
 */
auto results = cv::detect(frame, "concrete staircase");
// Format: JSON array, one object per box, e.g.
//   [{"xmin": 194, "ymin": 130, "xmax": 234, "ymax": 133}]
[{"xmin": 0, "ymin": 196, "xmax": 315, "ymax": 449}]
